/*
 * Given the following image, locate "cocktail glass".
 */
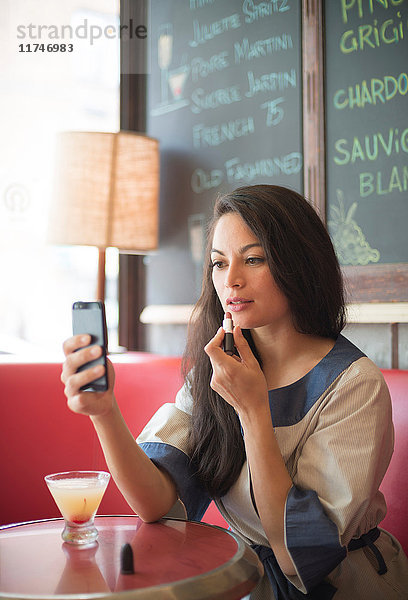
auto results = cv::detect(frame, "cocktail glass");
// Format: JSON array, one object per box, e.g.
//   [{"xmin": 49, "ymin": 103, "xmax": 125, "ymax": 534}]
[
  {"xmin": 168, "ymin": 65, "xmax": 190, "ymax": 101},
  {"xmin": 45, "ymin": 471, "xmax": 110, "ymax": 545}
]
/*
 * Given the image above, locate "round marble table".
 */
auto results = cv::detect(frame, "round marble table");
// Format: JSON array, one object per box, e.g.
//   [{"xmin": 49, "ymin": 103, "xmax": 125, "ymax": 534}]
[{"xmin": 0, "ymin": 515, "xmax": 263, "ymax": 599}]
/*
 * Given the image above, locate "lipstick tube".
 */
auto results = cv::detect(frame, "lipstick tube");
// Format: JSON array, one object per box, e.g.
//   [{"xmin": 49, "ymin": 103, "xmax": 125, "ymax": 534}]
[{"xmin": 223, "ymin": 312, "xmax": 234, "ymax": 355}]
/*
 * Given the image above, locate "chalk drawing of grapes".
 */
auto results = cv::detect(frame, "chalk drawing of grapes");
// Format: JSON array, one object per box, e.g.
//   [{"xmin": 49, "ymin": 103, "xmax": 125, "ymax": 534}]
[{"xmin": 328, "ymin": 190, "xmax": 380, "ymax": 266}]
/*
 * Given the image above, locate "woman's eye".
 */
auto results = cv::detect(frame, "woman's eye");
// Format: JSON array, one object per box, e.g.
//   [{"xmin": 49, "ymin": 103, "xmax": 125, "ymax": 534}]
[
  {"xmin": 246, "ymin": 257, "xmax": 265, "ymax": 265},
  {"xmin": 211, "ymin": 260, "xmax": 225, "ymax": 269}
]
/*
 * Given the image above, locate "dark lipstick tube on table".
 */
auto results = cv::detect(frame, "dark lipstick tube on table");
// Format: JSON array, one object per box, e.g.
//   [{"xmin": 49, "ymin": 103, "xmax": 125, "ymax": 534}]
[{"xmin": 223, "ymin": 311, "xmax": 234, "ymax": 355}]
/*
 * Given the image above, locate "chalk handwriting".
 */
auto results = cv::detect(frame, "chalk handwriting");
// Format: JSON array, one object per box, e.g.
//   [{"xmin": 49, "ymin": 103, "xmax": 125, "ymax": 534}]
[
  {"xmin": 191, "ymin": 52, "xmax": 230, "ymax": 82},
  {"xmin": 333, "ymin": 72, "xmax": 408, "ymax": 109},
  {"xmin": 333, "ymin": 127, "xmax": 408, "ymax": 165},
  {"xmin": 242, "ymin": 0, "xmax": 290, "ymax": 24},
  {"xmin": 245, "ymin": 68, "xmax": 296, "ymax": 96},
  {"xmin": 190, "ymin": 0, "xmax": 215, "ymax": 10},
  {"xmin": 225, "ymin": 153, "xmax": 302, "ymax": 182},
  {"xmin": 340, "ymin": 12, "xmax": 406, "ymax": 53},
  {"xmin": 261, "ymin": 98, "xmax": 285, "ymax": 126},
  {"xmin": 360, "ymin": 164, "xmax": 408, "ymax": 197},
  {"xmin": 235, "ymin": 34, "xmax": 293, "ymax": 63},
  {"xmin": 189, "ymin": 13, "xmax": 241, "ymax": 47},
  {"xmin": 191, "ymin": 85, "xmax": 242, "ymax": 114},
  {"xmin": 191, "ymin": 168, "xmax": 224, "ymax": 193},
  {"xmin": 341, "ymin": 0, "xmax": 405, "ymax": 25},
  {"xmin": 191, "ymin": 151, "xmax": 303, "ymax": 193},
  {"xmin": 192, "ymin": 116, "xmax": 255, "ymax": 148}
]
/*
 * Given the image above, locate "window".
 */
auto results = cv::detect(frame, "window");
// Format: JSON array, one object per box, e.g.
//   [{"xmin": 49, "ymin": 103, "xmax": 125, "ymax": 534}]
[{"xmin": 0, "ymin": 1, "xmax": 120, "ymax": 357}]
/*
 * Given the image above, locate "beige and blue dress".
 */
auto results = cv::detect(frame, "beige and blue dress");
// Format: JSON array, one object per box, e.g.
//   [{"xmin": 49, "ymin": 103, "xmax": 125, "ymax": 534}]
[{"xmin": 137, "ymin": 334, "xmax": 408, "ymax": 599}]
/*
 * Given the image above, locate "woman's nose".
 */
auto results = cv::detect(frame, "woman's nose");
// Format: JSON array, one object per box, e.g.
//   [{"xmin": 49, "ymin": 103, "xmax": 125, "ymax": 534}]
[{"xmin": 224, "ymin": 264, "xmax": 243, "ymax": 288}]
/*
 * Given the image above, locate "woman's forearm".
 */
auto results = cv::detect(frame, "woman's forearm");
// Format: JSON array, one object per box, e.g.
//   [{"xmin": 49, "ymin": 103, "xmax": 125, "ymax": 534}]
[
  {"xmin": 240, "ymin": 403, "xmax": 296, "ymax": 576},
  {"xmin": 90, "ymin": 401, "xmax": 178, "ymax": 522}
]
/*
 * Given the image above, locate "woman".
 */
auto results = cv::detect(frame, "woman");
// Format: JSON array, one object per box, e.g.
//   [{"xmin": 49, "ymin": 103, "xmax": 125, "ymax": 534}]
[{"xmin": 62, "ymin": 185, "xmax": 408, "ymax": 599}]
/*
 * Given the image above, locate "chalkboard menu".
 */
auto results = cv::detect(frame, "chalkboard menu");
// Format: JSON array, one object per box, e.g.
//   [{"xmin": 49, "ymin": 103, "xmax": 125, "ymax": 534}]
[
  {"xmin": 145, "ymin": 0, "xmax": 302, "ymax": 305},
  {"xmin": 325, "ymin": 0, "xmax": 408, "ymax": 267}
]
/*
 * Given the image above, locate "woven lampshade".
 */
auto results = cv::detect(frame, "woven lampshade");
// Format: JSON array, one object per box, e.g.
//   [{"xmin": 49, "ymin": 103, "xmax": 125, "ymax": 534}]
[{"xmin": 49, "ymin": 131, "xmax": 159, "ymax": 251}]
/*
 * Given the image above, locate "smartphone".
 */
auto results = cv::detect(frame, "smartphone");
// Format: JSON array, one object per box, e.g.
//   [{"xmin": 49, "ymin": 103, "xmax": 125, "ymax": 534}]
[{"xmin": 72, "ymin": 301, "xmax": 108, "ymax": 392}]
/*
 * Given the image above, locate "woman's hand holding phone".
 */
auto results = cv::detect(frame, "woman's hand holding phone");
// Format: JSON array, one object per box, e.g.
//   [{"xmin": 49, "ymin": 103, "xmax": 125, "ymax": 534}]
[
  {"xmin": 61, "ymin": 334, "xmax": 116, "ymax": 418},
  {"xmin": 61, "ymin": 333, "xmax": 179, "ymax": 523}
]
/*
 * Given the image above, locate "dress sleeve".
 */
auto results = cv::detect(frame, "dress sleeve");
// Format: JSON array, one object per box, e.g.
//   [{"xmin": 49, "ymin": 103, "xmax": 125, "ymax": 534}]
[
  {"xmin": 136, "ymin": 383, "xmax": 211, "ymax": 521},
  {"xmin": 284, "ymin": 364, "xmax": 394, "ymax": 593}
]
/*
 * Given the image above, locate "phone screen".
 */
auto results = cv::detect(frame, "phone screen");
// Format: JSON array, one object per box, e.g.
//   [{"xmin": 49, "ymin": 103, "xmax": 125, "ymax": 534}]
[{"xmin": 72, "ymin": 301, "xmax": 108, "ymax": 392}]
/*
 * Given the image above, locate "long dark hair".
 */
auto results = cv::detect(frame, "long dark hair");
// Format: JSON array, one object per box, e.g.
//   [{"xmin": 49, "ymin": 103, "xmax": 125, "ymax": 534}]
[{"xmin": 182, "ymin": 185, "xmax": 346, "ymax": 498}]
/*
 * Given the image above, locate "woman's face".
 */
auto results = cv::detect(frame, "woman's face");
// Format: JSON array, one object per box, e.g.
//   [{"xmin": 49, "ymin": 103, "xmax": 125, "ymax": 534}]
[{"xmin": 211, "ymin": 213, "xmax": 292, "ymax": 332}]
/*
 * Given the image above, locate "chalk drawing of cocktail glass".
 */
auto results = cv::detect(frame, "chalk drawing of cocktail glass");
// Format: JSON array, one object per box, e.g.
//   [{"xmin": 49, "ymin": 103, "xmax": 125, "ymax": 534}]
[
  {"xmin": 158, "ymin": 23, "xmax": 173, "ymax": 105},
  {"xmin": 168, "ymin": 64, "xmax": 190, "ymax": 101},
  {"xmin": 45, "ymin": 471, "xmax": 110, "ymax": 545}
]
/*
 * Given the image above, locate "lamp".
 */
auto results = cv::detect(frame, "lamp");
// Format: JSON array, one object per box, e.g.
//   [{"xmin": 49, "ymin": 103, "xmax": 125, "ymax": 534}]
[{"xmin": 48, "ymin": 131, "xmax": 159, "ymax": 301}]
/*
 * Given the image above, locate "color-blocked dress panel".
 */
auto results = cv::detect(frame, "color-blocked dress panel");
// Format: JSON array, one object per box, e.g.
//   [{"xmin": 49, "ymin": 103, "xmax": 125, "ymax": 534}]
[{"xmin": 137, "ymin": 335, "xmax": 408, "ymax": 599}]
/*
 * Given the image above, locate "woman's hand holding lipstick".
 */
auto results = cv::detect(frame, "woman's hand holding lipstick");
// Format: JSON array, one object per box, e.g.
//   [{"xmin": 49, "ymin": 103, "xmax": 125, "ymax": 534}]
[{"xmin": 204, "ymin": 321, "xmax": 268, "ymax": 418}]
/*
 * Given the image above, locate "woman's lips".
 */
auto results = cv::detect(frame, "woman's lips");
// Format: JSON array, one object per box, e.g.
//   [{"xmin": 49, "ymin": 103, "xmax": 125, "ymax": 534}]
[{"xmin": 226, "ymin": 298, "xmax": 253, "ymax": 312}]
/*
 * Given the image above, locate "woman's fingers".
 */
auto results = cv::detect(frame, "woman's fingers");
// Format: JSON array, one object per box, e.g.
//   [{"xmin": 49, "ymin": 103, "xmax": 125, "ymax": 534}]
[
  {"xmin": 61, "ymin": 333, "xmax": 115, "ymax": 417},
  {"xmin": 63, "ymin": 362, "xmax": 105, "ymax": 397},
  {"xmin": 205, "ymin": 325, "xmax": 257, "ymax": 367},
  {"xmin": 204, "ymin": 327, "xmax": 224, "ymax": 358},
  {"xmin": 61, "ymin": 334, "xmax": 108, "ymax": 400},
  {"xmin": 233, "ymin": 326, "xmax": 257, "ymax": 365},
  {"xmin": 204, "ymin": 324, "xmax": 267, "ymax": 413},
  {"xmin": 67, "ymin": 387, "xmax": 109, "ymax": 416},
  {"xmin": 63, "ymin": 334, "xmax": 91, "ymax": 357},
  {"xmin": 61, "ymin": 340, "xmax": 102, "ymax": 384},
  {"xmin": 63, "ymin": 359, "xmax": 115, "ymax": 416}
]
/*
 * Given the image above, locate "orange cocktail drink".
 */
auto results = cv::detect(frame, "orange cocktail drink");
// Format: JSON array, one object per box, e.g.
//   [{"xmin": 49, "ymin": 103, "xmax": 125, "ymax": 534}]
[{"xmin": 45, "ymin": 471, "xmax": 110, "ymax": 545}]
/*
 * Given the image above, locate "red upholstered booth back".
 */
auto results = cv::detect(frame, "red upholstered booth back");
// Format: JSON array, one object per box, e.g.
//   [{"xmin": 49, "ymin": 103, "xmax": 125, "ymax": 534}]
[
  {"xmin": 0, "ymin": 357, "xmax": 407, "ymax": 553},
  {"xmin": 379, "ymin": 370, "xmax": 408, "ymax": 552},
  {"xmin": 0, "ymin": 355, "xmax": 225, "ymax": 528}
]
